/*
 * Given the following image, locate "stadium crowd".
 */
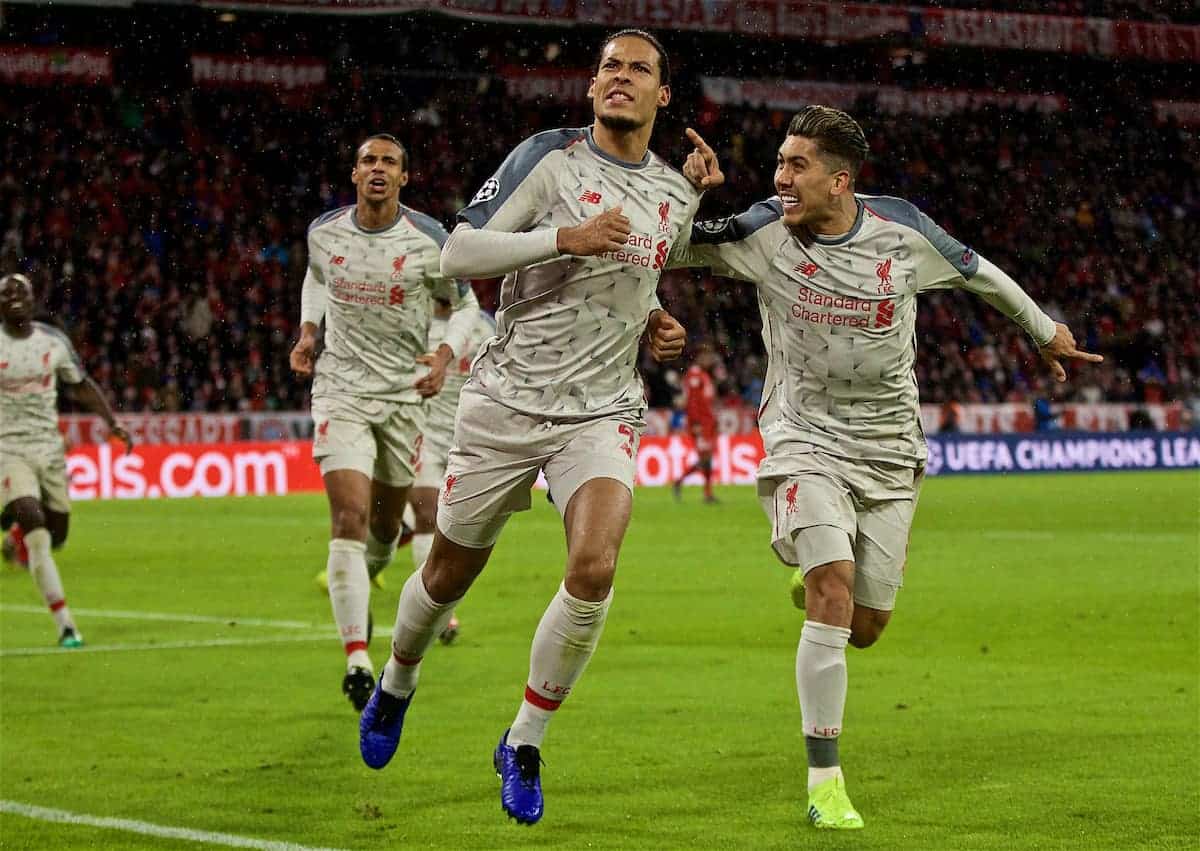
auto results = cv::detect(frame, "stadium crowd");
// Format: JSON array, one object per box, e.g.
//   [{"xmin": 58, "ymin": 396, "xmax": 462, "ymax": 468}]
[
  {"xmin": 850, "ymin": 0, "xmax": 1197, "ymax": 22},
  {"xmin": 2, "ymin": 78, "xmax": 1196, "ymax": 413}
]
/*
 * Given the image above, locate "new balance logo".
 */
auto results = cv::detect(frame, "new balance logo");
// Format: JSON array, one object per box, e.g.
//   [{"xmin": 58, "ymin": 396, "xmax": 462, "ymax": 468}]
[
  {"xmin": 330, "ymin": 255, "xmax": 345, "ymax": 266},
  {"xmin": 579, "ymin": 190, "xmax": 602, "ymax": 205},
  {"xmin": 794, "ymin": 262, "xmax": 819, "ymax": 278}
]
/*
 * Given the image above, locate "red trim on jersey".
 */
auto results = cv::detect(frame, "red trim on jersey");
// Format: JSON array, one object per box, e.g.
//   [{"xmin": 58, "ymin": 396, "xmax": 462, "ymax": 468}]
[
  {"xmin": 523, "ymin": 686, "xmax": 563, "ymax": 712},
  {"xmin": 344, "ymin": 640, "xmax": 368, "ymax": 655},
  {"xmin": 392, "ymin": 651, "xmax": 423, "ymax": 666},
  {"xmin": 863, "ymin": 203, "xmax": 890, "ymax": 222},
  {"xmin": 49, "ymin": 599, "xmax": 66, "ymax": 612}
]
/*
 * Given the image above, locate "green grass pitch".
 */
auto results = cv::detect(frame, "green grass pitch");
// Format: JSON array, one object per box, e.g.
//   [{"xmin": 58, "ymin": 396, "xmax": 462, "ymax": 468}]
[{"xmin": 1, "ymin": 472, "xmax": 1197, "ymax": 850}]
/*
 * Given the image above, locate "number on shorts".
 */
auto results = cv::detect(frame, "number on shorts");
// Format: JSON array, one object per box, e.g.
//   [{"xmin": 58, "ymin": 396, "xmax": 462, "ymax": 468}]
[{"xmin": 617, "ymin": 424, "xmax": 636, "ymax": 458}]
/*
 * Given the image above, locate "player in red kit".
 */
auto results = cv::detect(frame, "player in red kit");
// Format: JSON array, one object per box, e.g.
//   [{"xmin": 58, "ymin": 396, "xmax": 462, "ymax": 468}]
[{"xmin": 674, "ymin": 344, "xmax": 720, "ymax": 503}]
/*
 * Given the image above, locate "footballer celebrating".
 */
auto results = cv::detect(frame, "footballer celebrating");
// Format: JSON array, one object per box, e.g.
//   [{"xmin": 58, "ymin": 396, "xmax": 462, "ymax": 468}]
[
  {"xmin": 0, "ymin": 272, "xmax": 132, "ymax": 647},
  {"xmin": 290, "ymin": 134, "xmax": 480, "ymax": 712},
  {"xmin": 357, "ymin": 30, "xmax": 704, "ymax": 825},
  {"xmin": 671, "ymin": 106, "xmax": 1102, "ymax": 829}
]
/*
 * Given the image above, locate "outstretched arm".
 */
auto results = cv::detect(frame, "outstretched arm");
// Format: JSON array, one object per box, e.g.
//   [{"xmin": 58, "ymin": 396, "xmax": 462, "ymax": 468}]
[
  {"xmin": 70, "ymin": 376, "xmax": 132, "ymax": 453},
  {"xmin": 963, "ymin": 257, "xmax": 1102, "ymax": 382}
]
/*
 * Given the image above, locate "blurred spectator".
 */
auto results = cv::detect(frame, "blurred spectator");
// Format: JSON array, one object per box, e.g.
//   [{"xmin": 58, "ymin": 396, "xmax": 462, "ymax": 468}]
[
  {"xmin": 1, "ymin": 77, "xmax": 1195, "ymax": 413},
  {"xmin": 939, "ymin": 401, "xmax": 963, "ymax": 434}
]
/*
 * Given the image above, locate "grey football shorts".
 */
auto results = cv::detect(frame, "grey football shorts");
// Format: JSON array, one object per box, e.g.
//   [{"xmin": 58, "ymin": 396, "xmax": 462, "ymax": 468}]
[
  {"xmin": 436, "ymin": 386, "xmax": 642, "ymax": 549},
  {"xmin": 758, "ymin": 450, "xmax": 923, "ymax": 612}
]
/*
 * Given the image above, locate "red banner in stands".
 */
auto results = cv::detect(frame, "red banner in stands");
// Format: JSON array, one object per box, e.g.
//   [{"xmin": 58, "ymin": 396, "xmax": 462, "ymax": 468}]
[
  {"xmin": 195, "ymin": 1, "xmax": 1199, "ymax": 62},
  {"xmin": 0, "ymin": 47, "xmax": 113, "ymax": 86},
  {"xmin": 919, "ymin": 402, "xmax": 1186, "ymax": 434},
  {"xmin": 502, "ymin": 66, "xmax": 591, "ymax": 103},
  {"xmin": 190, "ymin": 53, "xmax": 327, "ymax": 89},
  {"xmin": 700, "ymin": 77, "xmax": 1068, "ymax": 116},
  {"xmin": 65, "ymin": 441, "xmax": 322, "ymax": 501},
  {"xmin": 61, "ymin": 414, "xmax": 241, "ymax": 448}
]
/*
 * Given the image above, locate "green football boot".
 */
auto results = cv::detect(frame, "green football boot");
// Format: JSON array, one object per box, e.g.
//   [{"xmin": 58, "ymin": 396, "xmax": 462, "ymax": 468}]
[{"xmin": 807, "ymin": 775, "xmax": 864, "ymax": 830}]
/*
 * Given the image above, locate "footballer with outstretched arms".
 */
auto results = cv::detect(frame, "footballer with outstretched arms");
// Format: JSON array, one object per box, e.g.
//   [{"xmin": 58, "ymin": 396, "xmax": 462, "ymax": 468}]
[{"xmin": 669, "ymin": 105, "xmax": 1102, "ymax": 829}]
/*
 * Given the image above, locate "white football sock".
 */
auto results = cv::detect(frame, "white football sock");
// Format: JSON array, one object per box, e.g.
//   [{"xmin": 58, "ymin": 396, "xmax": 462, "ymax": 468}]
[
  {"xmin": 365, "ymin": 529, "xmax": 398, "ymax": 580},
  {"xmin": 327, "ymin": 538, "xmax": 371, "ymax": 670},
  {"xmin": 26, "ymin": 528, "xmax": 74, "ymax": 634},
  {"xmin": 508, "ymin": 583, "xmax": 613, "ymax": 749},
  {"xmin": 797, "ymin": 620, "xmax": 851, "ymax": 790},
  {"xmin": 381, "ymin": 568, "xmax": 458, "ymax": 698},
  {"xmin": 410, "ymin": 532, "xmax": 433, "ymax": 573}
]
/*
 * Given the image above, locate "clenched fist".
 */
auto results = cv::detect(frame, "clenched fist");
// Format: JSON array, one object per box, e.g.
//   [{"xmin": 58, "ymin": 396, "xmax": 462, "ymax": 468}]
[
  {"xmin": 646, "ymin": 309, "xmax": 686, "ymax": 362},
  {"xmin": 557, "ymin": 206, "xmax": 632, "ymax": 256}
]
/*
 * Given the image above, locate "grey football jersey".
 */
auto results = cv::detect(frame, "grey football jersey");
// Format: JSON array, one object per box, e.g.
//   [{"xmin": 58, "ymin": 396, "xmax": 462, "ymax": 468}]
[
  {"xmin": 422, "ymin": 310, "xmax": 496, "ymax": 439},
  {"xmin": 674, "ymin": 195, "xmax": 1055, "ymax": 468},
  {"xmin": 305, "ymin": 204, "xmax": 478, "ymax": 403},
  {"xmin": 458, "ymin": 126, "xmax": 700, "ymax": 420},
  {"xmin": 0, "ymin": 323, "xmax": 83, "ymax": 457}
]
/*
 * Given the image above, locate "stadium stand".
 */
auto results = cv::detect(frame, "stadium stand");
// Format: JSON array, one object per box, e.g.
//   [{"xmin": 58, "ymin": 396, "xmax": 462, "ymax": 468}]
[{"xmin": 1, "ymin": 6, "xmax": 1196, "ymax": 415}]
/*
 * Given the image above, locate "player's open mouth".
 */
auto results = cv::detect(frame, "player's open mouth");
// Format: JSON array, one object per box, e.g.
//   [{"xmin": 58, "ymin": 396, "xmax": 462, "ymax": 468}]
[
  {"xmin": 605, "ymin": 90, "xmax": 634, "ymax": 104},
  {"xmin": 368, "ymin": 178, "xmax": 387, "ymax": 190},
  {"xmin": 779, "ymin": 193, "xmax": 800, "ymax": 211}
]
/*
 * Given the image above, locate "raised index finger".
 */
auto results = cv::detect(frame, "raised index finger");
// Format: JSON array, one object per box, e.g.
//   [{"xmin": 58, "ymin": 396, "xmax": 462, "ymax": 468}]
[{"xmin": 685, "ymin": 127, "xmax": 713, "ymax": 156}]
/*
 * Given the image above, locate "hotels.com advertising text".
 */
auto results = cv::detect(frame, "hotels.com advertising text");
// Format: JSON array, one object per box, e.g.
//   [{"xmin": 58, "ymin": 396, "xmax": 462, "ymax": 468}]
[
  {"xmin": 64, "ymin": 430, "xmax": 1197, "ymax": 501},
  {"xmin": 64, "ymin": 437, "xmax": 766, "ymax": 501}
]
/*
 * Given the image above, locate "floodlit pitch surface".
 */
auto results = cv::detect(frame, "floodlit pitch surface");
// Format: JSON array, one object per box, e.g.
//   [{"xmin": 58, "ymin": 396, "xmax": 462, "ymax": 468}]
[{"xmin": 1, "ymin": 472, "xmax": 1196, "ymax": 850}]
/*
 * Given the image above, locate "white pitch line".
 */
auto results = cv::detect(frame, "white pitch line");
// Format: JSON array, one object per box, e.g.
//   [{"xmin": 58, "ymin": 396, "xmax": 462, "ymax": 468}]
[
  {"xmin": 0, "ymin": 799, "xmax": 351, "ymax": 851},
  {"xmin": 0, "ymin": 604, "xmax": 319, "ymax": 630},
  {"xmin": 0, "ymin": 634, "xmax": 329, "ymax": 658}
]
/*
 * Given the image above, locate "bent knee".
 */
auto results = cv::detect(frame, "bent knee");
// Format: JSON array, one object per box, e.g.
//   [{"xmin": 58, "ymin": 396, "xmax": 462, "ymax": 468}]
[
  {"xmin": 369, "ymin": 518, "xmax": 402, "ymax": 544},
  {"xmin": 331, "ymin": 506, "xmax": 368, "ymax": 540},
  {"xmin": 411, "ymin": 503, "xmax": 437, "ymax": 533},
  {"xmin": 565, "ymin": 549, "xmax": 618, "ymax": 600},
  {"xmin": 850, "ymin": 608, "xmax": 891, "ymax": 649},
  {"xmin": 805, "ymin": 561, "xmax": 854, "ymax": 607}
]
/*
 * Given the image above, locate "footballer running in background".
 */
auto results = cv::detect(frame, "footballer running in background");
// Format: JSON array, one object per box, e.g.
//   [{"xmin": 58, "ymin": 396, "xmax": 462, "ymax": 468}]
[
  {"xmin": 0, "ymin": 272, "xmax": 132, "ymax": 647},
  {"xmin": 673, "ymin": 342, "xmax": 721, "ymax": 503},
  {"xmin": 405, "ymin": 297, "xmax": 496, "ymax": 644},
  {"xmin": 289, "ymin": 133, "xmax": 480, "ymax": 713},
  {"xmin": 356, "ymin": 29, "xmax": 706, "ymax": 826},
  {"xmin": 670, "ymin": 106, "xmax": 1101, "ymax": 829}
]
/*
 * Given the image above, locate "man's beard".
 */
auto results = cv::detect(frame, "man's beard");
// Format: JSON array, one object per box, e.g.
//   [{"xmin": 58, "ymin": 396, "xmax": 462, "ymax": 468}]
[{"xmin": 598, "ymin": 112, "xmax": 644, "ymax": 133}]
